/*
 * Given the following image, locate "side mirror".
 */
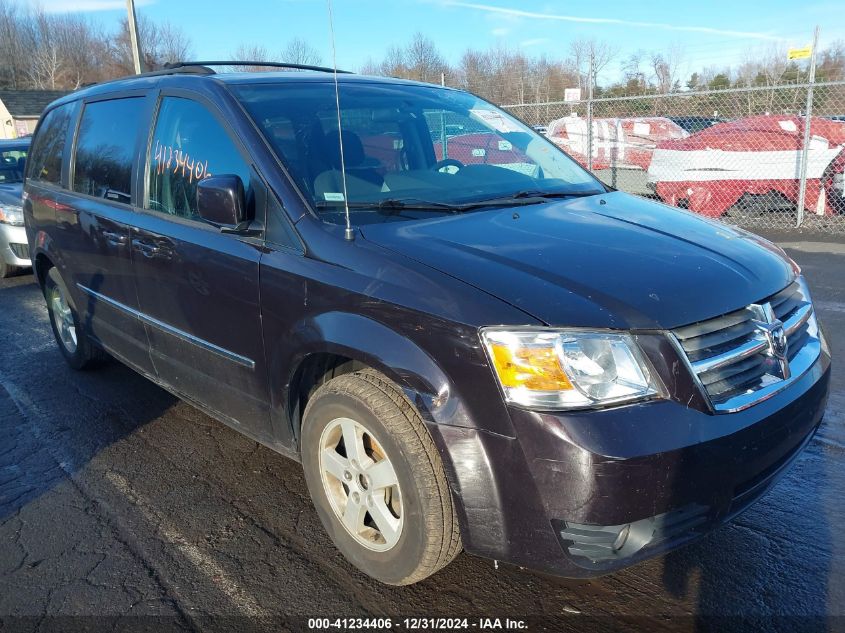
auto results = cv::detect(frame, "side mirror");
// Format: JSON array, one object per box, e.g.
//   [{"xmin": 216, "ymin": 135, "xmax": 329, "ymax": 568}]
[{"xmin": 196, "ymin": 175, "xmax": 245, "ymax": 227}]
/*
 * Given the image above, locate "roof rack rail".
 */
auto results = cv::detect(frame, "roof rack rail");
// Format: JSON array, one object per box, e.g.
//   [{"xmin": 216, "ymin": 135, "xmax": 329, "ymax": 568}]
[
  {"xmin": 163, "ymin": 61, "xmax": 354, "ymax": 75},
  {"xmin": 82, "ymin": 63, "xmax": 216, "ymax": 87},
  {"xmin": 81, "ymin": 60, "xmax": 355, "ymax": 89}
]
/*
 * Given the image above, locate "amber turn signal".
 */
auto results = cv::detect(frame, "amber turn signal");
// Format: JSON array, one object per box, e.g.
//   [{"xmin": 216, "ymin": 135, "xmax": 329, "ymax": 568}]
[{"xmin": 489, "ymin": 343, "xmax": 573, "ymax": 391}]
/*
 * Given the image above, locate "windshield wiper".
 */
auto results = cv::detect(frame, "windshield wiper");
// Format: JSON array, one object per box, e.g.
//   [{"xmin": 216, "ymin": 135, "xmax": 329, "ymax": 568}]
[
  {"xmin": 315, "ymin": 198, "xmax": 462, "ymax": 213},
  {"xmin": 512, "ymin": 189, "xmax": 603, "ymax": 200},
  {"xmin": 314, "ymin": 190, "xmax": 604, "ymax": 215},
  {"xmin": 454, "ymin": 189, "xmax": 604, "ymax": 210}
]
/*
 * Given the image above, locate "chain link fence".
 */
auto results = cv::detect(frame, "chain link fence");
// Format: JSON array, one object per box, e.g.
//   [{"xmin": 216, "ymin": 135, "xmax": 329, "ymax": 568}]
[{"xmin": 502, "ymin": 80, "xmax": 845, "ymax": 233}]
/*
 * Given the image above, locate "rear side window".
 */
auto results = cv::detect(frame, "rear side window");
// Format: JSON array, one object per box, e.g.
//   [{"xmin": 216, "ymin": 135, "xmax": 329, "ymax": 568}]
[
  {"xmin": 147, "ymin": 97, "xmax": 251, "ymax": 220},
  {"xmin": 73, "ymin": 98, "xmax": 144, "ymax": 204},
  {"xmin": 27, "ymin": 103, "xmax": 74, "ymax": 185}
]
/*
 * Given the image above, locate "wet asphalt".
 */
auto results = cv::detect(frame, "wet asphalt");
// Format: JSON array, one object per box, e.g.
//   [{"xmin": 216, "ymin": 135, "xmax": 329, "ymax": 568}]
[{"xmin": 0, "ymin": 232, "xmax": 843, "ymax": 633}]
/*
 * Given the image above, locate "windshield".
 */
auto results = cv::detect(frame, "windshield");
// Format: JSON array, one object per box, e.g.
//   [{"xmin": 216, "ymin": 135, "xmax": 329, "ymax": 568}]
[
  {"xmin": 233, "ymin": 81, "xmax": 604, "ymax": 224},
  {"xmin": 0, "ymin": 144, "xmax": 28, "ymax": 185}
]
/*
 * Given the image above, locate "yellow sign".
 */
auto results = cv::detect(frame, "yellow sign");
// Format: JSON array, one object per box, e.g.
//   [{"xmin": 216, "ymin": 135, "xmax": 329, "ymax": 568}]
[{"xmin": 788, "ymin": 46, "xmax": 812, "ymax": 60}]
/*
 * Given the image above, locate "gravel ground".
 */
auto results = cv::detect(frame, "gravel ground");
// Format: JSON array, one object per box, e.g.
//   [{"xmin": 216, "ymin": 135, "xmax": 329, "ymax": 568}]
[{"xmin": 0, "ymin": 233, "xmax": 842, "ymax": 633}]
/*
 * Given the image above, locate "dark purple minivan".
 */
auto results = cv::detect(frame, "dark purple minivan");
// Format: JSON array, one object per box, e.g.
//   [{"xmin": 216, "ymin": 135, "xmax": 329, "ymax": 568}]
[{"xmin": 23, "ymin": 63, "xmax": 831, "ymax": 585}]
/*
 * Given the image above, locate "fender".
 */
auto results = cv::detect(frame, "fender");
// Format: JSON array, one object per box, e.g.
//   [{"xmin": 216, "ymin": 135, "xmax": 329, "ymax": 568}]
[
  {"xmin": 30, "ymin": 231, "xmax": 89, "ymax": 319},
  {"xmin": 30, "ymin": 230, "xmax": 63, "ymax": 290},
  {"xmin": 269, "ymin": 311, "xmax": 455, "ymax": 435},
  {"xmin": 266, "ymin": 309, "xmax": 529, "ymax": 559}
]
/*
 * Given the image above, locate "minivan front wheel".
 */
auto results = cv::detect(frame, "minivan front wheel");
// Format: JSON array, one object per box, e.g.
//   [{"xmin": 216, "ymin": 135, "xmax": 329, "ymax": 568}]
[
  {"xmin": 318, "ymin": 415, "xmax": 405, "ymax": 552},
  {"xmin": 44, "ymin": 267, "xmax": 105, "ymax": 370},
  {"xmin": 301, "ymin": 370, "xmax": 461, "ymax": 585}
]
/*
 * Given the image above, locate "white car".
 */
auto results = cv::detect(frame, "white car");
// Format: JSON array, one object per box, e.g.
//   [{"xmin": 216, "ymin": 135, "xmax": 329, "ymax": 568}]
[{"xmin": 0, "ymin": 138, "xmax": 30, "ymax": 278}]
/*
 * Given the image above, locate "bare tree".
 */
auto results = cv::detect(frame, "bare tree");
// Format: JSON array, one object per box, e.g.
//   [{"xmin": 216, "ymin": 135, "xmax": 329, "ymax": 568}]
[
  {"xmin": 454, "ymin": 43, "xmax": 576, "ymax": 109},
  {"xmin": 47, "ymin": 13, "xmax": 109, "ymax": 88},
  {"xmin": 0, "ymin": 5, "xmax": 107, "ymax": 90},
  {"xmin": 280, "ymin": 37, "xmax": 322, "ymax": 66},
  {"xmin": 108, "ymin": 14, "xmax": 192, "ymax": 75},
  {"xmin": 457, "ymin": 49, "xmax": 490, "ymax": 96},
  {"xmin": 817, "ymin": 40, "xmax": 845, "ymax": 82},
  {"xmin": 405, "ymin": 32, "xmax": 446, "ymax": 83},
  {"xmin": 569, "ymin": 38, "xmax": 617, "ymax": 91},
  {"xmin": 365, "ymin": 33, "xmax": 447, "ymax": 83},
  {"xmin": 230, "ymin": 44, "xmax": 277, "ymax": 72},
  {"xmin": 230, "ymin": 38, "xmax": 322, "ymax": 71},
  {"xmin": 359, "ymin": 56, "xmax": 380, "ymax": 75},
  {"xmin": 154, "ymin": 20, "xmax": 191, "ymax": 67},
  {"xmin": 569, "ymin": 39, "xmax": 587, "ymax": 91},
  {"xmin": 27, "ymin": 42, "xmax": 62, "ymax": 89},
  {"xmin": 380, "ymin": 44, "xmax": 409, "ymax": 77},
  {"xmin": 0, "ymin": 2, "xmax": 26, "ymax": 89},
  {"xmin": 622, "ymin": 51, "xmax": 646, "ymax": 92},
  {"xmin": 650, "ymin": 45, "xmax": 682, "ymax": 94}
]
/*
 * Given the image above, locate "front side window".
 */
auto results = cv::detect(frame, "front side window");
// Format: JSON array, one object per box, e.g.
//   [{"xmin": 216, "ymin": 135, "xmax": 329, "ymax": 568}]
[
  {"xmin": 0, "ymin": 143, "xmax": 28, "ymax": 184},
  {"xmin": 234, "ymin": 82, "xmax": 604, "ymax": 225},
  {"xmin": 73, "ymin": 97, "xmax": 144, "ymax": 204},
  {"xmin": 28, "ymin": 103, "xmax": 74, "ymax": 185},
  {"xmin": 147, "ymin": 97, "xmax": 251, "ymax": 220}
]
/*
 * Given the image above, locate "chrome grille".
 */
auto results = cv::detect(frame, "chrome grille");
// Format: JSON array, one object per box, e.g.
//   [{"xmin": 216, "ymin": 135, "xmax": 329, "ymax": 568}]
[{"xmin": 672, "ymin": 277, "xmax": 821, "ymax": 412}]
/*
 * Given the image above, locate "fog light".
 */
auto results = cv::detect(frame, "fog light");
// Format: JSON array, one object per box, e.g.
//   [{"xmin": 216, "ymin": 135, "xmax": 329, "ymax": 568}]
[{"xmin": 554, "ymin": 503, "xmax": 710, "ymax": 569}]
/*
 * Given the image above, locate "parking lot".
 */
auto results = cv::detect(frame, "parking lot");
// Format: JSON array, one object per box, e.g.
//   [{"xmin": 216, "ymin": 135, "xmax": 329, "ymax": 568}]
[{"xmin": 0, "ymin": 231, "xmax": 843, "ymax": 632}]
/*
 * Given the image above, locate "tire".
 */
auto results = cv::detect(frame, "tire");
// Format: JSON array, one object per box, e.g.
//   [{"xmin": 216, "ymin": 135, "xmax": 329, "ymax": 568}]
[
  {"xmin": 44, "ymin": 267, "xmax": 106, "ymax": 370},
  {"xmin": 301, "ymin": 370, "xmax": 462, "ymax": 585}
]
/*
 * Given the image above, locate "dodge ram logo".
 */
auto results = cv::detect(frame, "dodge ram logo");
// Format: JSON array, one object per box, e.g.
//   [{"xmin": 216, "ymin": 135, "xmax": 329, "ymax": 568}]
[
  {"xmin": 770, "ymin": 324, "xmax": 789, "ymax": 359},
  {"xmin": 751, "ymin": 303, "xmax": 791, "ymax": 379}
]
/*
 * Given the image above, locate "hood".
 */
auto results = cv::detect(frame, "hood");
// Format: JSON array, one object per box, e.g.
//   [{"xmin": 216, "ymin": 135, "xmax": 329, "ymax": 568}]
[
  {"xmin": 0, "ymin": 183, "xmax": 23, "ymax": 206},
  {"xmin": 360, "ymin": 191, "xmax": 794, "ymax": 330}
]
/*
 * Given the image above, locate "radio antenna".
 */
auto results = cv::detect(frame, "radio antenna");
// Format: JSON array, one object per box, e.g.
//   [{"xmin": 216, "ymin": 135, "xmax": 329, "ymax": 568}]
[{"xmin": 326, "ymin": 0, "xmax": 354, "ymax": 241}]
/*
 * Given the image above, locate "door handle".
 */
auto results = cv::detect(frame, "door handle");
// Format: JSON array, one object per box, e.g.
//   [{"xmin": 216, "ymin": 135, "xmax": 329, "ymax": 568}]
[
  {"xmin": 132, "ymin": 238, "xmax": 160, "ymax": 258},
  {"xmin": 101, "ymin": 230, "xmax": 128, "ymax": 246},
  {"xmin": 132, "ymin": 237, "xmax": 175, "ymax": 261}
]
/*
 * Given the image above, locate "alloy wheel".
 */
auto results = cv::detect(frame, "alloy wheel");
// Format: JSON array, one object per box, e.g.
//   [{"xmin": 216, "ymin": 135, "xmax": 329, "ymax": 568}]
[
  {"xmin": 318, "ymin": 417, "xmax": 403, "ymax": 552},
  {"xmin": 50, "ymin": 284, "xmax": 77, "ymax": 354}
]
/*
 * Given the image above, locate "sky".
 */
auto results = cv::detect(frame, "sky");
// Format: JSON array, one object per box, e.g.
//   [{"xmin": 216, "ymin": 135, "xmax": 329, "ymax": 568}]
[{"xmin": 22, "ymin": 0, "xmax": 844, "ymax": 83}]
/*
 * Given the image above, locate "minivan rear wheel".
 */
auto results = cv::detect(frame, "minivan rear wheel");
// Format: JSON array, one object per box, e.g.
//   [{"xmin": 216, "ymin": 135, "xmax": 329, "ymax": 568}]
[
  {"xmin": 301, "ymin": 370, "xmax": 461, "ymax": 585},
  {"xmin": 44, "ymin": 267, "xmax": 106, "ymax": 370}
]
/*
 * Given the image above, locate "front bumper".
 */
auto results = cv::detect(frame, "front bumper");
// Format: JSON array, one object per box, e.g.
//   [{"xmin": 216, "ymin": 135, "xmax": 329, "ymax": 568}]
[
  {"xmin": 0, "ymin": 223, "xmax": 31, "ymax": 267},
  {"xmin": 430, "ymin": 347, "xmax": 830, "ymax": 579}
]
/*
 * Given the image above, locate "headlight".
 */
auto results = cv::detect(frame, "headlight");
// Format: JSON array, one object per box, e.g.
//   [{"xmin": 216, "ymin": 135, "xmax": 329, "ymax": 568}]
[
  {"xmin": 0, "ymin": 203, "xmax": 24, "ymax": 226},
  {"xmin": 480, "ymin": 328, "xmax": 661, "ymax": 410}
]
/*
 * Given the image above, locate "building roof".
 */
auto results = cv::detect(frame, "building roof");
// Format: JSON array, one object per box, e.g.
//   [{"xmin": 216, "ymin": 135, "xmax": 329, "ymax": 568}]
[{"xmin": 0, "ymin": 90, "xmax": 70, "ymax": 117}]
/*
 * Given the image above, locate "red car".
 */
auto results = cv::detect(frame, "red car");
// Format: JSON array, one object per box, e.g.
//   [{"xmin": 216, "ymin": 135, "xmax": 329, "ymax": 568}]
[
  {"xmin": 648, "ymin": 115, "xmax": 845, "ymax": 217},
  {"xmin": 433, "ymin": 132, "xmax": 534, "ymax": 174},
  {"xmin": 547, "ymin": 116, "xmax": 689, "ymax": 171}
]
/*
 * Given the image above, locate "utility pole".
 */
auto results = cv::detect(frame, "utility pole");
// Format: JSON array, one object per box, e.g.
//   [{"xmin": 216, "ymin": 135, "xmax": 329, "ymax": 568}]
[
  {"xmin": 796, "ymin": 25, "xmax": 819, "ymax": 227},
  {"xmin": 126, "ymin": 0, "xmax": 143, "ymax": 74}
]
